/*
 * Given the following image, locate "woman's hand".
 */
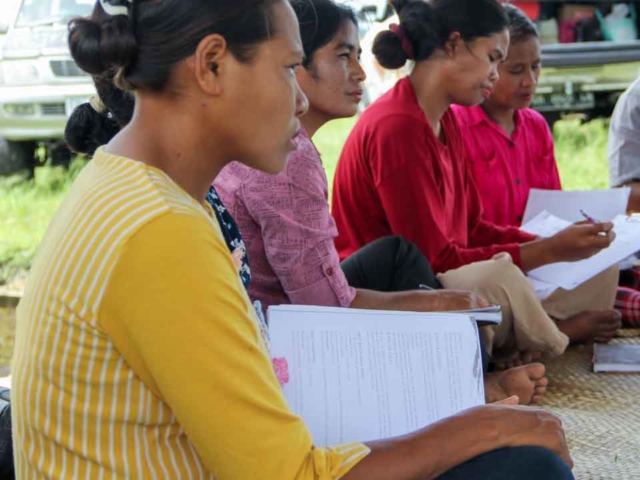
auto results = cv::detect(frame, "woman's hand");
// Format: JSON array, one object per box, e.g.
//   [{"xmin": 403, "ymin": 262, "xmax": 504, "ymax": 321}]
[
  {"xmin": 545, "ymin": 222, "xmax": 615, "ymax": 263},
  {"xmin": 476, "ymin": 397, "xmax": 573, "ymax": 468},
  {"xmin": 345, "ymin": 396, "xmax": 573, "ymax": 480},
  {"xmin": 522, "ymin": 222, "xmax": 615, "ymax": 271},
  {"xmin": 429, "ymin": 289, "xmax": 490, "ymax": 311}
]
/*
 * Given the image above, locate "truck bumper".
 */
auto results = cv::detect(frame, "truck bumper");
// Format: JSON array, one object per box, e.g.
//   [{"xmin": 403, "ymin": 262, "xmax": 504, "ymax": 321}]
[{"xmin": 0, "ymin": 83, "xmax": 96, "ymax": 141}]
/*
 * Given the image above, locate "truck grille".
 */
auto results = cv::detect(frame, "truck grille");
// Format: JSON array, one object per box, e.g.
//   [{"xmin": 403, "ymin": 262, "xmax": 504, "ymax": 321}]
[
  {"xmin": 40, "ymin": 103, "xmax": 66, "ymax": 116},
  {"xmin": 50, "ymin": 60, "xmax": 86, "ymax": 77}
]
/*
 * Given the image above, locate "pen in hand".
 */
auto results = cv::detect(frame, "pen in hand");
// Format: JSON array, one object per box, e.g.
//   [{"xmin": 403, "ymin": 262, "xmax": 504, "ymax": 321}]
[{"xmin": 579, "ymin": 209, "xmax": 598, "ymax": 225}]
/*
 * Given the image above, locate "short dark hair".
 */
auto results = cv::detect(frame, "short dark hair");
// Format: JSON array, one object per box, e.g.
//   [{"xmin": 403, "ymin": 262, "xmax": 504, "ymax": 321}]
[
  {"xmin": 291, "ymin": 0, "xmax": 357, "ymax": 69},
  {"xmin": 504, "ymin": 3, "xmax": 539, "ymax": 44},
  {"xmin": 373, "ymin": 0, "xmax": 509, "ymax": 70},
  {"xmin": 69, "ymin": 0, "xmax": 281, "ymax": 92},
  {"xmin": 64, "ymin": 74, "xmax": 134, "ymax": 156}
]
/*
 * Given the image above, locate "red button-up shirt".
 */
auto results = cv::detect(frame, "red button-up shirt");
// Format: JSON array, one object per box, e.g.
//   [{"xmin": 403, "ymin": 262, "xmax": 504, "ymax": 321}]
[
  {"xmin": 452, "ymin": 105, "xmax": 561, "ymax": 227},
  {"xmin": 332, "ymin": 78, "xmax": 535, "ymax": 274}
]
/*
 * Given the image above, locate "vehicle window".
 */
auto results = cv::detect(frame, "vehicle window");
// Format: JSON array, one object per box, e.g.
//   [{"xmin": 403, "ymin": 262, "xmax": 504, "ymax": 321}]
[{"xmin": 16, "ymin": 0, "xmax": 93, "ymax": 27}]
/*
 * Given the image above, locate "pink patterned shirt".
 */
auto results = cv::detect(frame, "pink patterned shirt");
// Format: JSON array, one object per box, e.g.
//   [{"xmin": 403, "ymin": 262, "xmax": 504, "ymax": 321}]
[{"xmin": 214, "ymin": 129, "xmax": 356, "ymax": 310}]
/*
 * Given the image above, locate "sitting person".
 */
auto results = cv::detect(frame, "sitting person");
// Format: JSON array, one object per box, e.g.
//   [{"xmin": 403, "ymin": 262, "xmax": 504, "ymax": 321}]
[
  {"xmin": 608, "ymin": 75, "xmax": 640, "ymax": 313},
  {"xmin": 331, "ymin": 0, "xmax": 621, "ymax": 362},
  {"xmin": 216, "ymin": 0, "xmax": 485, "ymax": 317},
  {"xmin": 10, "ymin": 0, "xmax": 574, "ymax": 479},
  {"xmin": 609, "ymin": 76, "xmax": 640, "ymax": 212},
  {"xmin": 65, "ymin": 71, "xmax": 252, "ymax": 288},
  {"xmin": 215, "ymin": 0, "xmax": 548, "ymax": 405},
  {"xmin": 454, "ymin": 4, "xmax": 638, "ymax": 329}
]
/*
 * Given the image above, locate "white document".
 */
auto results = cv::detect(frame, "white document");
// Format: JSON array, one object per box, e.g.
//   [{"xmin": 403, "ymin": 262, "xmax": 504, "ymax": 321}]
[
  {"xmin": 522, "ymin": 188, "xmax": 630, "ymax": 224},
  {"xmin": 521, "ymin": 210, "xmax": 572, "ymax": 238},
  {"xmin": 528, "ymin": 277, "xmax": 559, "ymax": 301},
  {"xmin": 526, "ymin": 214, "xmax": 640, "ymax": 290},
  {"xmin": 268, "ymin": 305, "xmax": 484, "ymax": 446}
]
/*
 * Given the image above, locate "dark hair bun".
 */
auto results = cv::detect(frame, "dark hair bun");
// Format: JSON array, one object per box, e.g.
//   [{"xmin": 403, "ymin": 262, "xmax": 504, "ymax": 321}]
[
  {"xmin": 64, "ymin": 103, "xmax": 120, "ymax": 156},
  {"xmin": 373, "ymin": 0, "xmax": 439, "ymax": 69},
  {"xmin": 372, "ymin": 0, "xmax": 508, "ymax": 71},
  {"xmin": 68, "ymin": 15, "xmax": 137, "ymax": 77},
  {"xmin": 372, "ymin": 30, "xmax": 408, "ymax": 69}
]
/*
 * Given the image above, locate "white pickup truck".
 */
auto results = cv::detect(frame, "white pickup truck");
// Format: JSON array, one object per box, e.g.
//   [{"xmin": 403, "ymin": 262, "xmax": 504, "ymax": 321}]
[{"xmin": 0, "ymin": 0, "xmax": 94, "ymax": 175}]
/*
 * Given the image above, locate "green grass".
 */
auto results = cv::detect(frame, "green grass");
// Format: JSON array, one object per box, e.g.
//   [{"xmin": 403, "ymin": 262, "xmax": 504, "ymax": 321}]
[
  {"xmin": 0, "ymin": 118, "xmax": 612, "ymax": 286},
  {"xmin": 314, "ymin": 117, "xmax": 357, "ymax": 185},
  {"xmin": 553, "ymin": 118, "xmax": 610, "ymax": 191},
  {"xmin": 0, "ymin": 158, "xmax": 87, "ymax": 285}
]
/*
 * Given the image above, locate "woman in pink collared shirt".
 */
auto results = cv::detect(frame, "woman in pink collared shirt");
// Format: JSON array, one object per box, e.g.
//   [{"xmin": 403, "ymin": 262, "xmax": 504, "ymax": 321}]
[
  {"xmin": 453, "ymin": 4, "xmax": 639, "ymax": 328},
  {"xmin": 452, "ymin": 4, "xmax": 560, "ymax": 229}
]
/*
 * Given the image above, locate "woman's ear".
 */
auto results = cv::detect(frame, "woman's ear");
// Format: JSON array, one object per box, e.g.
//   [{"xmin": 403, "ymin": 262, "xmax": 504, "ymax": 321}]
[
  {"xmin": 445, "ymin": 31, "xmax": 462, "ymax": 58},
  {"xmin": 193, "ymin": 33, "xmax": 228, "ymax": 96}
]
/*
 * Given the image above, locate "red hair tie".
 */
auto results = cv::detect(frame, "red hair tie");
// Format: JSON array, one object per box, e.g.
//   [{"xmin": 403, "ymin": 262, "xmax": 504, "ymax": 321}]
[{"xmin": 389, "ymin": 23, "xmax": 415, "ymax": 60}]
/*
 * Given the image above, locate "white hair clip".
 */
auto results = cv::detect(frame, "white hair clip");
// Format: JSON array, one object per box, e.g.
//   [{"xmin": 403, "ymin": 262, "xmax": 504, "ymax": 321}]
[{"xmin": 99, "ymin": 0, "xmax": 133, "ymax": 17}]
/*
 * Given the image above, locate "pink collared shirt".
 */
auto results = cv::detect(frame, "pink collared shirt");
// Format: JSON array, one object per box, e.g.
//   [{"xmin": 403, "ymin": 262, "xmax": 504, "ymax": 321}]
[
  {"xmin": 452, "ymin": 105, "xmax": 561, "ymax": 227},
  {"xmin": 214, "ymin": 129, "xmax": 356, "ymax": 310}
]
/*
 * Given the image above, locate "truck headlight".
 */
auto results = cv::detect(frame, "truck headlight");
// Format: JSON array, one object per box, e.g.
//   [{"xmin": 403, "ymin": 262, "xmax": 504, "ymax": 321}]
[{"xmin": 0, "ymin": 61, "xmax": 40, "ymax": 85}]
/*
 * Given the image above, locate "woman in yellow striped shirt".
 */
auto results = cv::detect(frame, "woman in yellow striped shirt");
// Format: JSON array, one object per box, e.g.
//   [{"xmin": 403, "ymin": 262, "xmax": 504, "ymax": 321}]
[{"xmin": 11, "ymin": 0, "xmax": 573, "ymax": 478}]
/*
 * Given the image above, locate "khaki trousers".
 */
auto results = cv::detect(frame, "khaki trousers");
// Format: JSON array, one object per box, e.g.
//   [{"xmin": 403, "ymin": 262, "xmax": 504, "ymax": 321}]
[{"xmin": 437, "ymin": 253, "xmax": 618, "ymax": 357}]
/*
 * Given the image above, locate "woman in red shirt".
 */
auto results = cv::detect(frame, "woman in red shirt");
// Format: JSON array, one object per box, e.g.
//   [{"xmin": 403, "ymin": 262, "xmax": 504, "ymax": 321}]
[
  {"xmin": 454, "ymin": 4, "xmax": 640, "ymax": 328},
  {"xmin": 332, "ymin": 0, "xmax": 621, "ymax": 359}
]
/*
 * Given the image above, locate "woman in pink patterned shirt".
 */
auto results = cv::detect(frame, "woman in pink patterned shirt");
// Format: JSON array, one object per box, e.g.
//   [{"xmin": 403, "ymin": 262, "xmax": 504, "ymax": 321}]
[
  {"xmin": 214, "ymin": 0, "xmax": 553, "ymax": 407},
  {"xmin": 215, "ymin": 0, "xmax": 485, "ymax": 316}
]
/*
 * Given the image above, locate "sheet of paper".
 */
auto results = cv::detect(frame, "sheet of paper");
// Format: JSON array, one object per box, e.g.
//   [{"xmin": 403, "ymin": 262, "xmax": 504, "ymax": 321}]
[
  {"xmin": 527, "ymin": 214, "xmax": 640, "ymax": 290},
  {"xmin": 268, "ymin": 305, "xmax": 484, "ymax": 446},
  {"xmin": 522, "ymin": 188, "xmax": 630, "ymax": 224},
  {"xmin": 521, "ymin": 210, "xmax": 572, "ymax": 237},
  {"xmin": 527, "ymin": 277, "xmax": 558, "ymax": 300}
]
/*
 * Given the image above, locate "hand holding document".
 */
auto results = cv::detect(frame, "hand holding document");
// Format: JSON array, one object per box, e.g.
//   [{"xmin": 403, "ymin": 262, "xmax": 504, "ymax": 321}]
[
  {"xmin": 268, "ymin": 305, "xmax": 485, "ymax": 446},
  {"xmin": 522, "ymin": 211, "xmax": 640, "ymax": 290}
]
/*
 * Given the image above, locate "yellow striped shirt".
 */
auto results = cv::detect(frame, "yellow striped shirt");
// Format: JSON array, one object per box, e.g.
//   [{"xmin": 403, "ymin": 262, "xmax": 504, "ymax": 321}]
[{"xmin": 12, "ymin": 149, "xmax": 370, "ymax": 479}]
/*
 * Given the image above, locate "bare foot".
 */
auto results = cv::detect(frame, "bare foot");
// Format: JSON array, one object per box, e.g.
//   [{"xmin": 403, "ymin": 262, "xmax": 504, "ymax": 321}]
[
  {"xmin": 557, "ymin": 310, "xmax": 622, "ymax": 345},
  {"xmin": 492, "ymin": 350, "xmax": 542, "ymax": 371},
  {"xmin": 484, "ymin": 363, "xmax": 548, "ymax": 405}
]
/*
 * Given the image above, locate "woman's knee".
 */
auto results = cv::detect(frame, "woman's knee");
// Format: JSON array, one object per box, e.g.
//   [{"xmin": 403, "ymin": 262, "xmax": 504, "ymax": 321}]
[
  {"xmin": 504, "ymin": 446, "xmax": 574, "ymax": 480},
  {"xmin": 438, "ymin": 446, "xmax": 574, "ymax": 480},
  {"xmin": 371, "ymin": 235, "xmax": 417, "ymax": 255},
  {"xmin": 479, "ymin": 256, "xmax": 528, "ymax": 289}
]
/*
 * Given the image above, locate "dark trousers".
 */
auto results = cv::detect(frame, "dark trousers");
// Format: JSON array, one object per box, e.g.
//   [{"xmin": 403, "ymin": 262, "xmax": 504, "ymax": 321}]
[
  {"xmin": 340, "ymin": 236, "xmax": 441, "ymax": 292},
  {"xmin": 438, "ymin": 446, "xmax": 574, "ymax": 480},
  {"xmin": 340, "ymin": 235, "xmax": 491, "ymax": 372}
]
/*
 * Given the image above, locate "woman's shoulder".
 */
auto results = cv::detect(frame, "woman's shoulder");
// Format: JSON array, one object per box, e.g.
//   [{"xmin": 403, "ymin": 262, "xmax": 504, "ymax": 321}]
[
  {"xmin": 358, "ymin": 104, "xmax": 428, "ymax": 142},
  {"xmin": 361, "ymin": 78, "xmax": 424, "ymax": 124}
]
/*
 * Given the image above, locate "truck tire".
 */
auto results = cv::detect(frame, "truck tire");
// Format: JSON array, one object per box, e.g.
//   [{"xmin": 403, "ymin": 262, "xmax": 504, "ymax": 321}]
[{"xmin": 0, "ymin": 139, "xmax": 37, "ymax": 177}]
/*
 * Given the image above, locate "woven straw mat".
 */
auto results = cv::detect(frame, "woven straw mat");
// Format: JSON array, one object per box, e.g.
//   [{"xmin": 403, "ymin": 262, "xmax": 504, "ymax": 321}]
[{"xmin": 543, "ymin": 329, "xmax": 640, "ymax": 479}]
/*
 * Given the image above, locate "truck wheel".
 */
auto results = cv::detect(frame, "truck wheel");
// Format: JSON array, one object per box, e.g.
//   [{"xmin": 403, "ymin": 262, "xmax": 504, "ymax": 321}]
[{"xmin": 0, "ymin": 139, "xmax": 37, "ymax": 177}]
